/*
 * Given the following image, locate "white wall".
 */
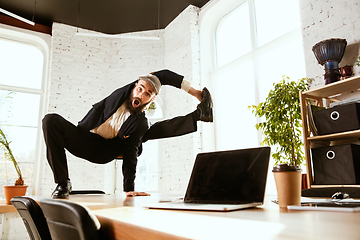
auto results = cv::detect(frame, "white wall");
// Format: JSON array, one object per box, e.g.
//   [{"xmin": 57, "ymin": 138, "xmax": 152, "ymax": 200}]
[
  {"xmin": 39, "ymin": 23, "xmax": 167, "ymax": 196},
  {"xmin": 39, "ymin": 23, "xmax": 112, "ymax": 196},
  {"xmin": 300, "ymin": 0, "xmax": 360, "ymax": 89},
  {"xmin": 159, "ymin": 5, "xmax": 202, "ymax": 194},
  {"xmin": 38, "ymin": 5, "xmax": 201, "ymax": 196}
]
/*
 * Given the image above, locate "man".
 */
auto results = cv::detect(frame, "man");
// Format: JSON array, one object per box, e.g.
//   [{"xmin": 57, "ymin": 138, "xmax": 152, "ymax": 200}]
[{"xmin": 42, "ymin": 69, "xmax": 213, "ymax": 199}]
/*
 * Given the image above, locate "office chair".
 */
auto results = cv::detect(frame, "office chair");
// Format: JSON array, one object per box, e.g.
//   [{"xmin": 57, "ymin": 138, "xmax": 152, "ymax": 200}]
[
  {"xmin": 39, "ymin": 199, "xmax": 104, "ymax": 240},
  {"xmin": 10, "ymin": 196, "xmax": 52, "ymax": 240}
]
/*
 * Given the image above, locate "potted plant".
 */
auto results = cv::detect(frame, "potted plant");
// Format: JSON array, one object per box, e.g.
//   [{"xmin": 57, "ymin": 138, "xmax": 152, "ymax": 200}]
[
  {"xmin": 249, "ymin": 76, "xmax": 310, "ymax": 208},
  {"xmin": 1, "ymin": 128, "xmax": 27, "ymax": 204}
]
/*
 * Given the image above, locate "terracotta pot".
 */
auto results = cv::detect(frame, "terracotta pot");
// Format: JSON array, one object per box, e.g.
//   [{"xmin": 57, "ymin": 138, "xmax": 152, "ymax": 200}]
[
  {"xmin": 3, "ymin": 185, "xmax": 28, "ymax": 204},
  {"xmin": 273, "ymin": 164, "xmax": 301, "ymax": 208}
]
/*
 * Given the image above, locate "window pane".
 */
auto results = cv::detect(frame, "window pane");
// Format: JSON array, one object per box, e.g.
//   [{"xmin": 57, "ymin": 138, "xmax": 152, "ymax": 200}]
[
  {"xmin": 0, "ymin": 38, "xmax": 43, "ymax": 89},
  {"xmin": 254, "ymin": 0, "xmax": 301, "ymax": 46},
  {"xmin": 213, "ymin": 65, "xmax": 259, "ymax": 151},
  {"xmin": 256, "ymin": 33, "xmax": 306, "ymax": 101},
  {"xmin": 136, "ymin": 141, "xmax": 159, "ymax": 191},
  {"xmin": 0, "ymin": 126, "xmax": 37, "ymax": 197},
  {"xmin": 0, "ymin": 90, "xmax": 41, "ymax": 127},
  {"xmin": 0, "ymin": 33, "xmax": 44, "ymax": 199},
  {"xmin": 1, "ymin": 126, "xmax": 38, "ymax": 161},
  {"xmin": 216, "ymin": 2, "xmax": 252, "ymax": 67}
]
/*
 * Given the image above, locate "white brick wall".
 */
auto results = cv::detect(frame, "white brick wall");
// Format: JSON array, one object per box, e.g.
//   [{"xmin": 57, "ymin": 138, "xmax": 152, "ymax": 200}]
[
  {"xmin": 160, "ymin": 5, "xmax": 201, "ymax": 194},
  {"xmin": 39, "ymin": 24, "xmax": 112, "ymax": 195},
  {"xmin": 39, "ymin": 6, "xmax": 201, "ymax": 195},
  {"xmin": 108, "ymin": 29, "xmax": 165, "ymax": 89},
  {"xmin": 300, "ymin": 0, "xmax": 360, "ymax": 89}
]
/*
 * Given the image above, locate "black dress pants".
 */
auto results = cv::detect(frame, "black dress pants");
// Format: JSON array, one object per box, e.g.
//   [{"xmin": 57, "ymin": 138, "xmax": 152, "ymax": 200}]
[
  {"xmin": 42, "ymin": 111, "xmax": 198, "ymax": 184},
  {"xmin": 42, "ymin": 113, "xmax": 124, "ymax": 183},
  {"xmin": 142, "ymin": 111, "xmax": 198, "ymax": 142}
]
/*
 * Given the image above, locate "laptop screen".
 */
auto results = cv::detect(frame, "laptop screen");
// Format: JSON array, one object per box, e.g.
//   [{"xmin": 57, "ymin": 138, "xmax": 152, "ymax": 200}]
[{"xmin": 184, "ymin": 147, "xmax": 271, "ymax": 204}]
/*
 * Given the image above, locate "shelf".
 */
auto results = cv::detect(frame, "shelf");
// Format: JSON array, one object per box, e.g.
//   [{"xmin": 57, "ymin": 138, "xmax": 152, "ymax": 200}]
[
  {"xmin": 301, "ymin": 74, "xmax": 360, "ymax": 189},
  {"xmin": 303, "ymin": 75, "xmax": 360, "ymax": 98},
  {"xmin": 308, "ymin": 129, "xmax": 360, "ymax": 141}
]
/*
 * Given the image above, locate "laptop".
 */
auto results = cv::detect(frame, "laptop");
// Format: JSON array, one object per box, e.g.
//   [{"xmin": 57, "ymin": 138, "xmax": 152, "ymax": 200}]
[{"xmin": 143, "ymin": 146, "xmax": 271, "ymax": 212}]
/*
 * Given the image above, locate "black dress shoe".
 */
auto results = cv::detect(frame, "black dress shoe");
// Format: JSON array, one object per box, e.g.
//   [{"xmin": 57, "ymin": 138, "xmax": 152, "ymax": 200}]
[
  {"xmin": 51, "ymin": 179, "xmax": 72, "ymax": 199},
  {"xmin": 197, "ymin": 87, "xmax": 213, "ymax": 122}
]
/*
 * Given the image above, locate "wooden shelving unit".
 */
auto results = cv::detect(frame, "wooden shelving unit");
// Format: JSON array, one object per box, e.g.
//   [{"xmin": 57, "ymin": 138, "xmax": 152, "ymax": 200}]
[{"xmin": 300, "ymin": 74, "xmax": 360, "ymax": 188}]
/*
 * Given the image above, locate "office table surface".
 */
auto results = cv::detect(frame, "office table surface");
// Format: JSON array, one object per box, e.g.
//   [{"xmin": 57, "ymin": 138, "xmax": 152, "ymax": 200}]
[
  {"xmin": 2, "ymin": 194, "xmax": 360, "ymax": 239},
  {"xmin": 70, "ymin": 194, "xmax": 360, "ymax": 240}
]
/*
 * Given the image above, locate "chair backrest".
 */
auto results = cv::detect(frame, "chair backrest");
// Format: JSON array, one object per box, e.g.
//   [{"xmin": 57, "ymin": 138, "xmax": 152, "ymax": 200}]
[
  {"xmin": 10, "ymin": 196, "xmax": 52, "ymax": 240},
  {"xmin": 39, "ymin": 199, "xmax": 102, "ymax": 240}
]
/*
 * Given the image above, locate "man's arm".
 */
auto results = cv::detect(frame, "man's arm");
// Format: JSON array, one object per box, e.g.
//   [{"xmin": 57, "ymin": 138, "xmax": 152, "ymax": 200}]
[
  {"xmin": 151, "ymin": 69, "xmax": 184, "ymax": 88},
  {"xmin": 78, "ymin": 81, "xmax": 136, "ymax": 131},
  {"xmin": 188, "ymin": 87, "xmax": 202, "ymax": 102},
  {"xmin": 120, "ymin": 114, "xmax": 149, "ymax": 193},
  {"xmin": 152, "ymin": 69, "xmax": 202, "ymax": 101}
]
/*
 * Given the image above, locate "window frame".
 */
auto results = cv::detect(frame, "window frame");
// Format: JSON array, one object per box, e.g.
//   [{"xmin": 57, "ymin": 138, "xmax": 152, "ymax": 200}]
[
  {"xmin": 199, "ymin": 0, "xmax": 304, "ymax": 151},
  {"xmin": 0, "ymin": 23, "xmax": 50, "ymax": 195},
  {"xmin": 199, "ymin": 0, "xmax": 305, "ymax": 195}
]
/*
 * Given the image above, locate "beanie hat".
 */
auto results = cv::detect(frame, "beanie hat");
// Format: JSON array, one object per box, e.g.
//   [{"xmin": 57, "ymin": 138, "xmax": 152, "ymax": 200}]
[{"xmin": 138, "ymin": 74, "xmax": 161, "ymax": 95}]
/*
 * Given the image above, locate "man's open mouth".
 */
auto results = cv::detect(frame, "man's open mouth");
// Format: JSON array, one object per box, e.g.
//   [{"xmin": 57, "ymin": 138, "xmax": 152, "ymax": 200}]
[{"xmin": 132, "ymin": 98, "xmax": 142, "ymax": 108}]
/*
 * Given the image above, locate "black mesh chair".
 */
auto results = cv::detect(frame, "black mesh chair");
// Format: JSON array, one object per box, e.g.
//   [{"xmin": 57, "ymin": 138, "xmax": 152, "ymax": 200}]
[
  {"xmin": 39, "ymin": 199, "xmax": 104, "ymax": 240},
  {"xmin": 10, "ymin": 196, "xmax": 52, "ymax": 240}
]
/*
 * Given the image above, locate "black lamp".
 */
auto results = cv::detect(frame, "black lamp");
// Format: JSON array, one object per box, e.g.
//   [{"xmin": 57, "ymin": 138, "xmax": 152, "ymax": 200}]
[{"xmin": 312, "ymin": 38, "xmax": 347, "ymax": 84}]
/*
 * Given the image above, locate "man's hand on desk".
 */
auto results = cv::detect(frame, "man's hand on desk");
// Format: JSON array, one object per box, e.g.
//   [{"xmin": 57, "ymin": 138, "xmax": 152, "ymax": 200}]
[{"xmin": 126, "ymin": 191, "xmax": 151, "ymax": 197}]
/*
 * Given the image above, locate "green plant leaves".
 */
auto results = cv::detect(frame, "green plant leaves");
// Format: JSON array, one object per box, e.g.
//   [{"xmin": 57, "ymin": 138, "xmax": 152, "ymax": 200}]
[
  {"xmin": 249, "ymin": 76, "xmax": 310, "ymax": 166},
  {"xmin": 0, "ymin": 128, "xmax": 23, "ymax": 184}
]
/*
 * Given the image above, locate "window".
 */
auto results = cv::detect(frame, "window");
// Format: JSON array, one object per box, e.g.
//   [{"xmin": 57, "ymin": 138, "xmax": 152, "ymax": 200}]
[
  {"xmin": 0, "ymin": 34, "xmax": 46, "ymax": 199},
  {"xmin": 213, "ymin": 0, "xmax": 305, "ymax": 151},
  {"xmin": 254, "ymin": 0, "xmax": 301, "ymax": 47},
  {"xmin": 204, "ymin": 0, "xmax": 305, "ymax": 194},
  {"xmin": 136, "ymin": 140, "xmax": 159, "ymax": 191},
  {"xmin": 216, "ymin": 2, "xmax": 252, "ymax": 68}
]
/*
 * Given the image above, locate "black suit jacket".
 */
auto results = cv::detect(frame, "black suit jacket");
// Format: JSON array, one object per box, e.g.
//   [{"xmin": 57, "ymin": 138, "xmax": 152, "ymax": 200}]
[{"xmin": 77, "ymin": 69, "xmax": 184, "ymax": 191}]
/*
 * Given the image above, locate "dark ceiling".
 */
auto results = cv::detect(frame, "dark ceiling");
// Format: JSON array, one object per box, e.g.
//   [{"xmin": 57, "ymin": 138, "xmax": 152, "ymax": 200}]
[{"xmin": 0, "ymin": 0, "xmax": 210, "ymax": 34}]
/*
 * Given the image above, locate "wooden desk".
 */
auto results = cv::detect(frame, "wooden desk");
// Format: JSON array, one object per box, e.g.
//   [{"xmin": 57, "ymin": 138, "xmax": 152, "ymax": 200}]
[
  {"xmin": 3, "ymin": 194, "xmax": 360, "ymax": 239},
  {"xmin": 74, "ymin": 194, "xmax": 360, "ymax": 240},
  {"xmin": 0, "ymin": 194, "xmax": 127, "ymax": 213}
]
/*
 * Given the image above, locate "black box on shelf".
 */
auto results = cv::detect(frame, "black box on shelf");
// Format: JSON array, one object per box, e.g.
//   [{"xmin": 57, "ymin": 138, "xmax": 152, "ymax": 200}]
[
  {"xmin": 311, "ymin": 144, "xmax": 360, "ymax": 185},
  {"xmin": 314, "ymin": 103, "xmax": 360, "ymax": 135}
]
